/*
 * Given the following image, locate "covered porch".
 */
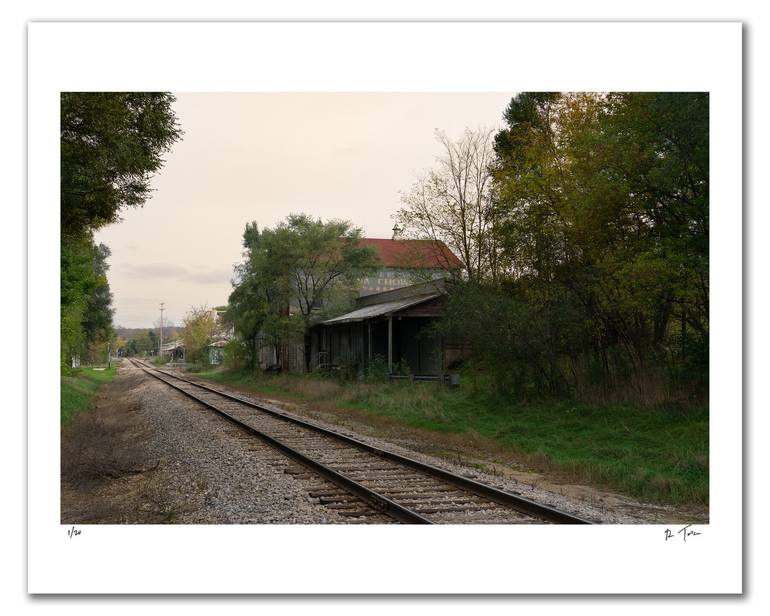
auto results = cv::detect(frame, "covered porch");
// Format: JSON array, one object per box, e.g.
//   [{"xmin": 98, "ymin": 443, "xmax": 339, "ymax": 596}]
[{"xmin": 310, "ymin": 292, "xmax": 447, "ymax": 377}]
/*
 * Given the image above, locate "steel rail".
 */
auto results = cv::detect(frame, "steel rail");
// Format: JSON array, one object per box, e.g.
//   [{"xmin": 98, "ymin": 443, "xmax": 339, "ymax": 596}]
[
  {"xmin": 135, "ymin": 360, "xmax": 592, "ymax": 524},
  {"xmin": 132, "ymin": 360, "xmax": 431, "ymax": 524}
]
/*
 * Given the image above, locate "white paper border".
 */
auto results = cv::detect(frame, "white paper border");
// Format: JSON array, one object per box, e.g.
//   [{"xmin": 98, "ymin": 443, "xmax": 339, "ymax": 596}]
[{"xmin": 28, "ymin": 21, "xmax": 742, "ymax": 594}]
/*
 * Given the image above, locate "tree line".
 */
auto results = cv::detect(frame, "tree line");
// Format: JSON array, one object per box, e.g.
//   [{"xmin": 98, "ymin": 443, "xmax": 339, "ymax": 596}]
[
  {"xmin": 60, "ymin": 92, "xmax": 181, "ymax": 369},
  {"xmin": 396, "ymin": 92, "xmax": 708, "ymax": 404}
]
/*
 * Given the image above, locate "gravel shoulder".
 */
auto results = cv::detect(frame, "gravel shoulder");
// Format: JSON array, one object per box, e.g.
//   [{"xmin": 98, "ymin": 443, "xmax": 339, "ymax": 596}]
[
  {"xmin": 61, "ymin": 362, "xmax": 348, "ymax": 524},
  {"xmin": 62, "ymin": 361, "xmax": 707, "ymax": 525}
]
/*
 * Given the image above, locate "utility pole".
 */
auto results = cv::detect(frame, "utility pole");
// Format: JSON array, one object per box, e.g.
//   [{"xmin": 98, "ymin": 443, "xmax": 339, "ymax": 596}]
[{"xmin": 159, "ymin": 302, "xmax": 165, "ymax": 357}]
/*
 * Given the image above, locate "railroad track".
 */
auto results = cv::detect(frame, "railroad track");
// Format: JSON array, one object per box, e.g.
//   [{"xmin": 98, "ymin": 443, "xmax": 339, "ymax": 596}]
[{"xmin": 131, "ymin": 359, "xmax": 592, "ymax": 525}]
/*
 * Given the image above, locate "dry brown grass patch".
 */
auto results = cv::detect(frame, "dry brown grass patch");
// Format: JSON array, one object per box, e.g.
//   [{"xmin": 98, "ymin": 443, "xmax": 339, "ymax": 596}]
[{"xmin": 61, "ymin": 399, "xmax": 154, "ymax": 487}]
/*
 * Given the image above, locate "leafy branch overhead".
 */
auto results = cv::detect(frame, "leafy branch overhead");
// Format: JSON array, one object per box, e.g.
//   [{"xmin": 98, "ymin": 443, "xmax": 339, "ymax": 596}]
[{"xmin": 61, "ymin": 92, "xmax": 183, "ymax": 239}]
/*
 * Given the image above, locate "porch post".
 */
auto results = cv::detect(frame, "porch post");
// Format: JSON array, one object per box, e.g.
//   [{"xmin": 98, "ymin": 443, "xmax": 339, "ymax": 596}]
[
  {"xmin": 388, "ymin": 315, "xmax": 393, "ymax": 374},
  {"xmin": 368, "ymin": 321, "xmax": 372, "ymax": 362}
]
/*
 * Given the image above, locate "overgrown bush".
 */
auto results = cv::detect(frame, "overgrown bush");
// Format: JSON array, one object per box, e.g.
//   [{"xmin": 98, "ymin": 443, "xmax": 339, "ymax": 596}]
[
  {"xmin": 365, "ymin": 355, "xmax": 390, "ymax": 382},
  {"xmin": 223, "ymin": 337, "xmax": 251, "ymax": 369},
  {"xmin": 333, "ymin": 359, "xmax": 360, "ymax": 382},
  {"xmin": 439, "ymin": 279, "xmax": 706, "ymax": 407}
]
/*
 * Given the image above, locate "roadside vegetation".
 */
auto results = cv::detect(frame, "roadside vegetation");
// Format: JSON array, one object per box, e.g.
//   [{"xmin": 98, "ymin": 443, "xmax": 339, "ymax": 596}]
[
  {"xmin": 60, "ymin": 93, "xmax": 181, "ymax": 370},
  {"xmin": 60, "ymin": 366, "xmax": 119, "ymax": 426},
  {"xmin": 197, "ymin": 368, "xmax": 708, "ymax": 506}
]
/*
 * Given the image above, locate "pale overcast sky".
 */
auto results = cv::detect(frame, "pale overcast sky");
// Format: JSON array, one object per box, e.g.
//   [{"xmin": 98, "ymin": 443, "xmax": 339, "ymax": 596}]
[{"xmin": 95, "ymin": 92, "xmax": 514, "ymax": 328}]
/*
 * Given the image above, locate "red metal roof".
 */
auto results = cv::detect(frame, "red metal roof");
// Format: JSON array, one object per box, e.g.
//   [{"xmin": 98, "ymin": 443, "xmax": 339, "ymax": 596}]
[{"xmin": 358, "ymin": 238, "xmax": 463, "ymax": 270}]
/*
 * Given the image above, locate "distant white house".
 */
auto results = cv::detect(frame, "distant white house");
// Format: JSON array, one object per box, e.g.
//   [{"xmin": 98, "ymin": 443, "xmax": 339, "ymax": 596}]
[
  {"xmin": 208, "ymin": 339, "xmax": 227, "ymax": 365},
  {"xmin": 158, "ymin": 306, "xmax": 232, "ymax": 365}
]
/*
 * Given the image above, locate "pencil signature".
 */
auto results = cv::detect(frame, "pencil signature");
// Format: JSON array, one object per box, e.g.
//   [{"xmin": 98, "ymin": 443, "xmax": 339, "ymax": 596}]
[{"xmin": 664, "ymin": 524, "xmax": 701, "ymax": 542}]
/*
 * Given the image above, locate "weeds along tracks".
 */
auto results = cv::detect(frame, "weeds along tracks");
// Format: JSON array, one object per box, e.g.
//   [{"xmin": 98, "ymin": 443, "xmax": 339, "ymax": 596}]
[{"xmin": 131, "ymin": 360, "xmax": 591, "ymax": 525}]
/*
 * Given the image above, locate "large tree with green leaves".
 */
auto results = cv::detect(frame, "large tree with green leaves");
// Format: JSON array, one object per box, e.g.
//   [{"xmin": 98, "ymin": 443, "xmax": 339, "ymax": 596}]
[
  {"xmin": 442, "ymin": 92, "xmax": 708, "ymax": 403},
  {"xmin": 225, "ymin": 221, "xmax": 278, "ymax": 369},
  {"xmin": 180, "ymin": 306, "xmax": 219, "ymax": 365},
  {"xmin": 227, "ymin": 214, "xmax": 378, "ymax": 371},
  {"xmin": 60, "ymin": 238, "xmax": 115, "ymax": 364},
  {"xmin": 61, "ymin": 92, "xmax": 182, "ymax": 239},
  {"xmin": 60, "ymin": 92, "xmax": 181, "ymax": 368}
]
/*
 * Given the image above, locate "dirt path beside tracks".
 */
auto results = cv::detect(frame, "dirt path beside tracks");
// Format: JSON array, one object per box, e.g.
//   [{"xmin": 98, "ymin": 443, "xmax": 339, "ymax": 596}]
[{"xmin": 61, "ymin": 362, "xmax": 344, "ymax": 524}]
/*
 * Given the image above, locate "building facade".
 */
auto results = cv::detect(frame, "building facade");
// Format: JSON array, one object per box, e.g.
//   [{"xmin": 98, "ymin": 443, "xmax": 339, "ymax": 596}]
[
  {"xmin": 254, "ymin": 237, "xmax": 465, "ymax": 375},
  {"xmin": 309, "ymin": 279, "xmax": 467, "ymax": 377},
  {"xmin": 355, "ymin": 237, "xmax": 463, "ymax": 296}
]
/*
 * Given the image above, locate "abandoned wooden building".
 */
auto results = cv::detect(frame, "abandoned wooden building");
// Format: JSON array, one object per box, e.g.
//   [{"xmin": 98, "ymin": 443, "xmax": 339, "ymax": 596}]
[
  {"xmin": 159, "ymin": 339, "xmax": 185, "ymax": 361},
  {"xmin": 253, "ymin": 236, "xmax": 466, "ymax": 375},
  {"xmin": 308, "ymin": 278, "xmax": 465, "ymax": 377}
]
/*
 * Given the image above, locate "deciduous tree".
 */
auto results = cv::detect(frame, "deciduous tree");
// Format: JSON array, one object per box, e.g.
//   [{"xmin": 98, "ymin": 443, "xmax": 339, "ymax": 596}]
[
  {"xmin": 61, "ymin": 92, "xmax": 182, "ymax": 239},
  {"xmin": 227, "ymin": 215, "xmax": 378, "ymax": 371},
  {"xmin": 60, "ymin": 92, "xmax": 181, "ymax": 369},
  {"xmin": 394, "ymin": 128, "xmax": 500, "ymax": 282},
  {"xmin": 442, "ymin": 92, "xmax": 708, "ymax": 404},
  {"xmin": 180, "ymin": 306, "xmax": 218, "ymax": 365}
]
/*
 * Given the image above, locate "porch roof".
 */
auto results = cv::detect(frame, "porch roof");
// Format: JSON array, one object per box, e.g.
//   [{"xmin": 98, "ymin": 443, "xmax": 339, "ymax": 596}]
[
  {"xmin": 321, "ymin": 293, "xmax": 440, "ymax": 325},
  {"xmin": 160, "ymin": 339, "xmax": 184, "ymax": 351}
]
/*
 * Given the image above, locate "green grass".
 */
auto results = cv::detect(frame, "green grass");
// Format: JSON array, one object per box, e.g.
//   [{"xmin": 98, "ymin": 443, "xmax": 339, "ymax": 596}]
[
  {"xmin": 197, "ymin": 369, "xmax": 708, "ymax": 506},
  {"xmin": 61, "ymin": 366, "xmax": 118, "ymax": 427}
]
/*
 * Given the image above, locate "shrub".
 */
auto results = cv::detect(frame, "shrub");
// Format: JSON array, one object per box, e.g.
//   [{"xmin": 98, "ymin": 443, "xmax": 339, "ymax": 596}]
[
  {"xmin": 224, "ymin": 337, "xmax": 251, "ymax": 369},
  {"xmin": 365, "ymin": 355, "xmax": 389, "ymax": 382}
]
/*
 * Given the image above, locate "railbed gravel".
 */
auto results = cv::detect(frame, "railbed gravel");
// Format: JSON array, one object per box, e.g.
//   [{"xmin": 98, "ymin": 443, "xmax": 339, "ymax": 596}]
[
  {"xmin": 167, "ymin": 368, "xmax": 657, "ymax": 524},
  {"xmin": 132, "ymin": 365, "xmax": 350, "ymax": 523}
]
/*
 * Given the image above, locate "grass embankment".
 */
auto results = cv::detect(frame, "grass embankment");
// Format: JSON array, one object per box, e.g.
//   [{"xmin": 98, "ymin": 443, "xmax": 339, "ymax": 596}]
[
  {"xmin": 61, "ymin": 366, "xmax": 118, "ymax": 427},
  {"xmin": 198, "ymin": 369, "xmax": 708, "ymax": 506}
]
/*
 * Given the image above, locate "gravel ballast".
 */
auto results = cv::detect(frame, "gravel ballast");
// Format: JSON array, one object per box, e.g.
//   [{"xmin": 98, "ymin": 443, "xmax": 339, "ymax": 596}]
[
  {"xmin": 63, "ymin": 361, "xmax": 701, "ymax": 524},
  {"xmin": 63, "ymin": 362, "xmax": 351, "ymax": 523},
  {"xmin": 174, "ymin": 377, "xmax": 642, "ymax": 524},
  {"xmin": 176, "ymin": 370, "xmax": 707, "ymax": 525}
]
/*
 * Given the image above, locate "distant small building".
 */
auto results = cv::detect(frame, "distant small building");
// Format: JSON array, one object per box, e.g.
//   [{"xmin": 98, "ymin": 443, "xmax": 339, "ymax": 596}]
[
  {"xmin": 208, "ymin": 339, "xmax": 227, "ymax": 365},
  {"xmin": 160, "ymin": 339, "xmax": 185, "ymax": 361}
]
